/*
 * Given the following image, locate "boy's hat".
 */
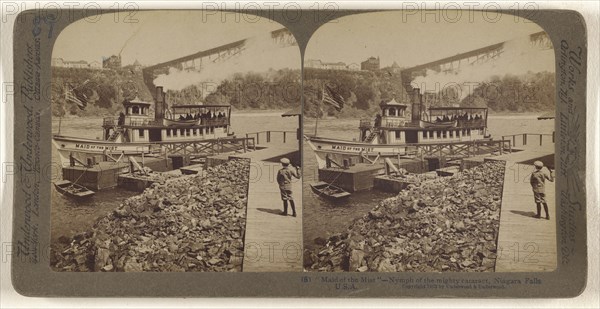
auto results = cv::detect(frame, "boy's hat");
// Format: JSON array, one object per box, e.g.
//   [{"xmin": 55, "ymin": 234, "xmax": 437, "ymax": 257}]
[
  {"xmin": 280, "ymin": 158, "xmax": 290, "ymax": 165},
  {"xmin": 534, "ymin": 161, "xmax": 544, "ymax": 168}
]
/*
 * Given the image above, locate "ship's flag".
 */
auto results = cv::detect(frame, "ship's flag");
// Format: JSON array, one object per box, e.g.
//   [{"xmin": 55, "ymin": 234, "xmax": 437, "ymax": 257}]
[
  {"xmin": 64, "ymin": 80, "xmax": 89, "ymax": 110},
  {"xmin": 322, "ymin": 84, "xmax": 345, "ymax": 111}
]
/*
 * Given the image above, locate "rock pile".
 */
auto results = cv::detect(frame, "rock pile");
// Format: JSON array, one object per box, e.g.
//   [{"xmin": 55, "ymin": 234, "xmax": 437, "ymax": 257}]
[
  {"xmin": 51, "ymin": 158, "xmax": 250, "ymax": 272},
  {"xmin": 130, "ymin": 167, "xmax": 180, "ymax": 182},
  {"xmin": 306, "ymin": 161, "xmax": 506, "ymax": 272},
  {"xmin": 385, "ymin": 171, "xmax": 434, "ymax": 184}
]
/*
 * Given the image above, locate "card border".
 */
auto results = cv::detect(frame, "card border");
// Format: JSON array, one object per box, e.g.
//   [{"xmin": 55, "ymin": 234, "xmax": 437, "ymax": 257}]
[{"xmin": 10, "ymin": 8, "xmax": 588, "ymax": 297}]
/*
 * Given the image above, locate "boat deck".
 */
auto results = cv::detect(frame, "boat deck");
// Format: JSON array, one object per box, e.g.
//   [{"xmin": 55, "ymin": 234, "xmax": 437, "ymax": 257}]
[{"xmin": 495, "ymin": 161, "xmax": 557, "ymax": 272}]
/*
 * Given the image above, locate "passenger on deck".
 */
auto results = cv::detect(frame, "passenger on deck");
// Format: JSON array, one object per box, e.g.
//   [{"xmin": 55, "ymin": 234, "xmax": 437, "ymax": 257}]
[
  {"xmin": 179, "ymin": 114, "xmax": 185, "ymax": 120},
  {"xmin": 374, "ymin": 114, "xmax": 382, "ymax": 127}
]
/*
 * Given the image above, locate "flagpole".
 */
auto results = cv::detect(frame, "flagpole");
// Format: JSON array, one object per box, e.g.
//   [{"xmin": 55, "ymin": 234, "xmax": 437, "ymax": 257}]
[{"xmin": 314, "ymin": 83, "xmax": 324, "ymax": 137}]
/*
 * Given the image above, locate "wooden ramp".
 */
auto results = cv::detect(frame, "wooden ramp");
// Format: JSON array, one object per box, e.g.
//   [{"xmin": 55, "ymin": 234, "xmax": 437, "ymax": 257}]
[
  {"xmin": 495, "ymin": 161, "xmax": 557, "ymax": 272},
  {"xmin": 242, "ymin": 148, "xmax": 303, "ymax": 272},
  {"xmin": 489, "ymin": 147, "xmax": 554, "ymax": 164},
  {"xmin": 179, "ymin": 163, "xmax": 204, "ymax": 175},
  {"xmin": 232, "ymin": 145, "xmax": 297, "ymax": 162}
]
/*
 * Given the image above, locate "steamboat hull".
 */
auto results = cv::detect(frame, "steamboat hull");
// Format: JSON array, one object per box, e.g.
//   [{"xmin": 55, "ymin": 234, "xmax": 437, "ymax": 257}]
[
  {"xmin": 306, "ymin": 136, "xmax": 413, "ymax": 156},
  {"xmin": 305, "ymin": 136, "xmax": 415, "ymax": 168},
  {"xmin": 53, "ymin": 135, "xmax": 154, "ymax": 156}
]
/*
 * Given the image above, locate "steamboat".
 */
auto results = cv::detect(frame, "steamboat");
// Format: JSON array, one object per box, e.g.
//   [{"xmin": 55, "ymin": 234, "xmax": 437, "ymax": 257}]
[
  {"xmin": 305, "ymin": 88, "xmax": 491, "ymax": 168},
  {"xmin": 52, "ymin": 86, "xmax": 234, "ymax": 165}
]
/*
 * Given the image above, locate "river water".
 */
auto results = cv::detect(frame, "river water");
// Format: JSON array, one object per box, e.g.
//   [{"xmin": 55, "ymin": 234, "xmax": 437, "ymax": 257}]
[
  {"xmin": 50, "ymin": 111, "xmax": 297, "ymax": 243},
  {"xmin": 50, "ymin": 112, "xmax": 554, "ymax": 249},
  {"xmin": 302, "ymin": 114, "xmax": 555, "ymax": 251}
]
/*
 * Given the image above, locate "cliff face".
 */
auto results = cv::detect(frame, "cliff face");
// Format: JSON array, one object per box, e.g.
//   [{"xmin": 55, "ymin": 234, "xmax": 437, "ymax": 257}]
[
  {"xmin": 303, "ymin": 68, "xmax": 412, "ymax": 118},
  {"xmin": 52, "ymin": 66, "xmax": 154, "ymax": 117},
  {"xmin": 52, "ymin": 67, "xmax": 302, "ymax": 116},
  {"xmin": 304, "ymin": 68, "xmax": 555, "ymax": 118}
]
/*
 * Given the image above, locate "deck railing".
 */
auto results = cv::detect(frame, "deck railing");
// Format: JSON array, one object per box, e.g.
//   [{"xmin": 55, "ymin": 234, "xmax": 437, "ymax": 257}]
[
  {"xmin": 359, "ymin": 119, "xmax": 373, "ymax": 129},
  {"xmin": 245, "ymin": 130, "xmax": 298, "ymax": 144},
  {"xmin": 102, "ymin": 117, "xmax": 229, "ymax": 127},
  {"xmin": 103, "ymin": 117, "xmax": 115, "ymax": 126},
  {"xmin": 128, "ymin": 119, "xmax": 164, "ymax": 126},
  {"xmin": 156, "ymin": 136, "xmax": 257, "ymax": 157},
  {"xmin": 408, "ymin": 139, "xmax": 512, "ymax": 158},
  {"xmin": 501, "ymin": 132, "xmax": 555, "ymax": 147}
]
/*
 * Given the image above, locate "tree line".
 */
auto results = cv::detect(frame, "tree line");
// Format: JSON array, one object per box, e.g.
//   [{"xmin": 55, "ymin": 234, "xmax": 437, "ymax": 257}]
[
  {"xmin": 52, "ymin": 67, "xmax": 301, "ymax": 117},
  {"xmin": 52, "ymin": 66, "xmax": 153, "ymax": 117},
  {"xmin": 303, "ymin": 68, "xmax": 555, "ymax": 118},
  {"xmin": 52, "ymin": 66, "xmax": 554, "ymax": 118}
]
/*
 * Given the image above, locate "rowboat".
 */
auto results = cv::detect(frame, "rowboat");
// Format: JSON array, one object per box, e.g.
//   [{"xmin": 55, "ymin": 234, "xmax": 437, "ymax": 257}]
[
  {"xmin": 309, "ymin": 181, "xmax": 351, "ymax": 200},
  {"xmin": 54, "ymin": 180, "xmax": 95, "ymax": 199}
]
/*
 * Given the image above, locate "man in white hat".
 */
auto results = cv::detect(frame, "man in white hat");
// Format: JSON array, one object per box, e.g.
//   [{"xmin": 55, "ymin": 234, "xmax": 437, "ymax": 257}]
[
  {"xmin": 530, "ymin": 160, "xmax": 554, "ymax": 220},
  {"xmin": 276, "ymin": 157, "xmax": 301, "ymax": 217}
]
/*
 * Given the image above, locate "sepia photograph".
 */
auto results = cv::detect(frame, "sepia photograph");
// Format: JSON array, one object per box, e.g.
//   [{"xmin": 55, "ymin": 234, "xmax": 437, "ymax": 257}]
[
  {"xmin": 49, "ymin": 10, "xmax": 302, "ymax": 272},
  {"xmin": 302, "ymin": 11, "xmax": 557, "ymax": 273},
  {"xmin": 5, "ymin": 2, "xmax": 595, "ymax": 299}
]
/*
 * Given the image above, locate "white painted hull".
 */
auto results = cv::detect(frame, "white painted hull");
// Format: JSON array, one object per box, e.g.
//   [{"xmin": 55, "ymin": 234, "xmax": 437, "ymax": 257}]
[
  {"xmin": 52, "ymin": 135, "xmax": 155, "ymax": 166},
  {"xmin": 306, "ymin": 136, "xmax": 412, "ymax": 156},
  {"xmin": 305, "ymin": 135, "xmax": 491, "ymax": 168},
  {"xmin": 53, "ymin": 135, "xmax": 153, "ymax": 155},
  {"xmin": 305, "ymin": 136, "xmax": 414, "ymax": 168}
]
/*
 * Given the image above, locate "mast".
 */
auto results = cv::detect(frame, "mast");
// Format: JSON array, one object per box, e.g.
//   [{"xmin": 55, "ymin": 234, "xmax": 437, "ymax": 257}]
[{"xmin": 314, "ymin": 83, "xmax": 324, "ymax": 137}]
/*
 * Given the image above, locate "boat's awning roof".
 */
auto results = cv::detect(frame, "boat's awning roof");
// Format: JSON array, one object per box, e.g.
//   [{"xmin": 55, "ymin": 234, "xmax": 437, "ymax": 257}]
[
  {"xmin": 428, "ymin": 107, "xmax": 487, "ymax": 111},
  {"xmin": 537, "ymin": 111, "xmax": 555, "ymax": 120},
  {"xmin": 380, "ymin": 98, "xmax": 407, "ymax": 107},
  {"xmin": 124, "ymin": 96, "xmax": 152, "ymax": 105},
  {"xmin": 172, "ymin": 104, "xmax": 231, "ymax": 108}
]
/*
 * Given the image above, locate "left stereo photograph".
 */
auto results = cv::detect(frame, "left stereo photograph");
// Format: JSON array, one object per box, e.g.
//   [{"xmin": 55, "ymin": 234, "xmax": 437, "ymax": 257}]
[{"xmin": 49, "ymin": 10, "xmax": 303, "ymax": 272}]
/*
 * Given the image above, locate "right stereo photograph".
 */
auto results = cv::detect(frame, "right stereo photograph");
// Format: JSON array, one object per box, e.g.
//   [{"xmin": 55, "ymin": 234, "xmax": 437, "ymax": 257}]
[{"xmin": 302, "ymin": 11, "xmax": 557, "ymax": 273}]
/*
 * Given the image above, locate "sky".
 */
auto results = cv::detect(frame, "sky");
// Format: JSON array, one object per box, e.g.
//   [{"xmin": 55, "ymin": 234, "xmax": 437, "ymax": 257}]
[
  {"xmin": 53, "ymin": 10, "xmax": 554, "ymax": 94},
  {"xmin": 305, "ymin": 10, "xmax": 554, "ymax": 70},
  {"xmin": 52, "ymin": 10, "xmax": 300, "ymax": 67}
]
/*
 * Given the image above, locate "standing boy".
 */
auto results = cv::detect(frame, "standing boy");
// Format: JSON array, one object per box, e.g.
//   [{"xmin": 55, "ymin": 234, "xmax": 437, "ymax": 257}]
[
  {"xmin": 277, "ymin": 158, "xmax": 301, "ymax": 217},
  {"xmin": 530, "ymin": 160, "xmax": 554, "ymax": 220}
]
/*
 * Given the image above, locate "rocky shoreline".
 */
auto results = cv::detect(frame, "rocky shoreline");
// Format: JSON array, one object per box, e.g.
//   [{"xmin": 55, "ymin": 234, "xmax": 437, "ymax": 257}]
[
  {"xmin": 51, "ymin": 158, "xmax": 251, "ymax": 272},
  {"xmin": 305, "ymin": 161, "xmax": 506, "ymax": 272}
]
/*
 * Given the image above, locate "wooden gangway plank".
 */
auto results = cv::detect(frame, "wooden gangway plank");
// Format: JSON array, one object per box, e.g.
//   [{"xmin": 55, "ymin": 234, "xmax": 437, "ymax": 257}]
[
  {"xmin": 495, "ymin": 161, "xmax": 557, "ymax": 272},
  {"xmin": 128, "ymin": 156, "xmax": 147, "ymax": 175},
  {"xmin": 232, "ymin": 145, "xmax": 298, "ymax": 162},
  {"xmin": 242, "ymin": 154, "xmax": 302, "ymax": 272},
  {"xmin": 487, "ymin": 147, "xmax": 554, "ymax": 165}
]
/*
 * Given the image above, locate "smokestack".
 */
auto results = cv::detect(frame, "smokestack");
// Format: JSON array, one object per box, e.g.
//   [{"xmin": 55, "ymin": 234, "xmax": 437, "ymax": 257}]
[
  {"xmin": 411, "ymin": 88, "xmax": 422, "ymax": 122},
  {"xmin": 155, "ymin": 86, "xmax": 164, "ymax": 120}
]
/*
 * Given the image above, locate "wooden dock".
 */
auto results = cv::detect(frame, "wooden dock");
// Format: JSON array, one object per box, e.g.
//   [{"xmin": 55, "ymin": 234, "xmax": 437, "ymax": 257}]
[
  {"xmin": 318, "ymin": 164, "xmax": 384, "ymax": 192},
  {"xmin": 487, "ymin": 147, "xmax": 554, "ymax": 166},
  {"xmin": 495, "ymin": 161, "xmax": 557, "ymax": 272},
  {"xmin": 240, "ymin": 146, "xmax": 303, "ymax": 272}
]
